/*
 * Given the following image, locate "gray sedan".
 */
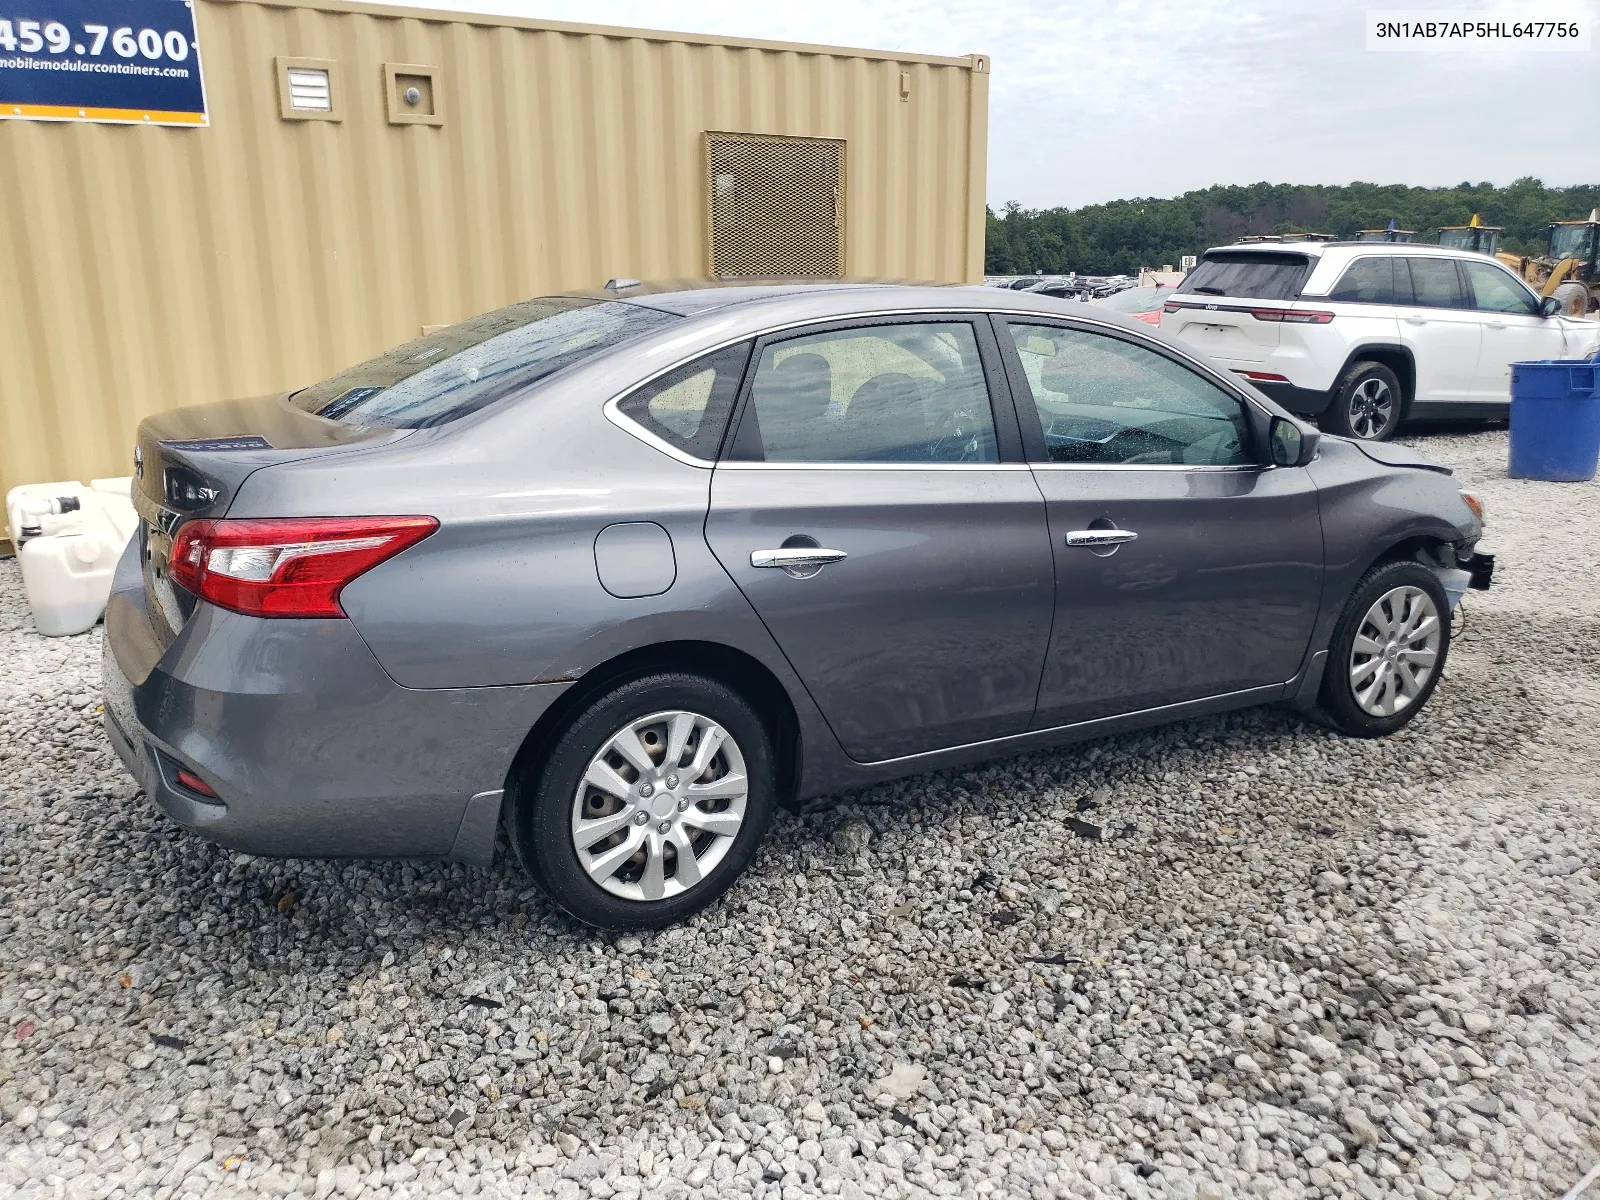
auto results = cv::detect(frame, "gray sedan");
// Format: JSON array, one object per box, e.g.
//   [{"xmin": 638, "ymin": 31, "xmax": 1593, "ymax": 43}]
[{"xmin": 103, "ymin": 282, "xmax": 1492, "ymax": 929}]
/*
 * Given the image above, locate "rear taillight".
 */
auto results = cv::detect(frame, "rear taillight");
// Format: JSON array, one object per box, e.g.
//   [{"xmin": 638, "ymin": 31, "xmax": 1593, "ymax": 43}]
[
  {"xmin": 1235, "ymin": 370, "xmax": 1291, "ymax": 382},
  {"xmin": 1249, "ymin": 308, "xmax": 1334, "ymax": 324},
  {"xmin": 168, "ymin": 516, "xmax": 438, "ymax": 618}
]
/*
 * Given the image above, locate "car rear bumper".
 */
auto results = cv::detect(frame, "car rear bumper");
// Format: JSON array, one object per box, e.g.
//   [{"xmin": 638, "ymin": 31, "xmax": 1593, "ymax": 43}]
[
  {"xmin": 1237, "ymin": 377, "xmax": 1335, "ymax": 416},
  {"xmin": 101, "ymin": 551, "xmax": 570, "ymax": 864}
]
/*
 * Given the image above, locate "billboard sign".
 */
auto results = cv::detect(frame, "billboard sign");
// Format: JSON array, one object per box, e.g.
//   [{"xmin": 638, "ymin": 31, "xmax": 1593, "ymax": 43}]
[{"xmin": 1, "ymin": 0, "xmax": 206, "ymax": 125}]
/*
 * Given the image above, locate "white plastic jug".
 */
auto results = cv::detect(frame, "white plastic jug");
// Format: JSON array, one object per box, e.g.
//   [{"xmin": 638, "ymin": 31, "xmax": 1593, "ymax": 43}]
[{"xmin": 18, "ymin": 505, "xmax": 134, "ymax": 636}]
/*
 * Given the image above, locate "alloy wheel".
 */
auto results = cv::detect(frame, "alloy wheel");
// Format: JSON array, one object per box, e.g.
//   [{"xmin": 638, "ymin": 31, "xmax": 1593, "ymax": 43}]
[
  {"xmin": 1346, "ymin": 378, "xmax": 1395, "ymax": 440},
  {"xmin": 570, "ymin": 710, "xmax": 748, "ymax": 902},
  {"xmin": 1348, "ymin": 585, "xmax": 1441, "ymax": 716}
]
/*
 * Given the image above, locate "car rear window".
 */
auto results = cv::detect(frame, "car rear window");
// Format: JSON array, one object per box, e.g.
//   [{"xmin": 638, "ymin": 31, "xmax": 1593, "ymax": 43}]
[
  {"xmin": 1177, "ymin": 252, "xmax": 1311, "ymax": 301},
  {"xmin": 290, "ymin": 298, "xmax": 680, "ymax": 428}
]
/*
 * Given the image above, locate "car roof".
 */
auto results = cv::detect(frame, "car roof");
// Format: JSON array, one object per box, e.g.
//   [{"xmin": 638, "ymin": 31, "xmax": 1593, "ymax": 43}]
[
  {"xmin": 1203, "ymin": 241, "xmax": 1497, "ymax": 262},
  {"xmin": 569, "ymin": 278, "xmax": 1171, "ymax": 329},
  {"xmin": 565, "ymin": 278, "xmax": 930, "ymax": 317}
]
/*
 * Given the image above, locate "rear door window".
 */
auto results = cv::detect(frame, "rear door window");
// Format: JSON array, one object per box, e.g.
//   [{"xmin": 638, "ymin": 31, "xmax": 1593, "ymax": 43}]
[
  {"xmin": 733, "ymin": 321, "xmax": 999, "ymax": 463},
  {"xmin": 1327, "ymin": 257, "xmax": 1405, "ymax": 304},
  {"xmin": 1404, "ymin": 258, "xmax": 1469, "ymax": 310},
  {"xmin": 1176, "ymin": 252, "xmax": 1311, "ymax": 301}
]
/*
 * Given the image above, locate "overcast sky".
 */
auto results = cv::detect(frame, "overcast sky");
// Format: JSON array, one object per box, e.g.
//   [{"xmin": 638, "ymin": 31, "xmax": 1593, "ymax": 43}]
[{"xmin": 400, "ymin": 0, "xmax": 1599, "ymax": 210}]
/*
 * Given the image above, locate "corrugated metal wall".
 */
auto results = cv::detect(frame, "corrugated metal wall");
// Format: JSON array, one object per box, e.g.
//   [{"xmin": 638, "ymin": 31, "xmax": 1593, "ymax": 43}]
[{"xmin": 0, "ymin": 0, "xmax": 988, "ymax": 496}]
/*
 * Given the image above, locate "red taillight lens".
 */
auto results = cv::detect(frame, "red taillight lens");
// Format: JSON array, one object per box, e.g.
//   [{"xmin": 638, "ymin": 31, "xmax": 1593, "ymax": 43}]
[
  {"xmin": 168, "ymin": 516, "xmax": 438, "ymax": 618},
  {"xmin": 1249, "ymin": 308, "xmax": 1334, "ymax": 324},
  {"xmin": 1236, "ymin": 370, "xmax": 1291, "ymax": 382}
]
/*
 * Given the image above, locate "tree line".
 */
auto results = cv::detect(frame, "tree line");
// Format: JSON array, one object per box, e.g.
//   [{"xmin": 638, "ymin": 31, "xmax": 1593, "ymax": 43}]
[{"xmin": 985, "ymin": 178, "xmax": 1600, "ymax": 276}]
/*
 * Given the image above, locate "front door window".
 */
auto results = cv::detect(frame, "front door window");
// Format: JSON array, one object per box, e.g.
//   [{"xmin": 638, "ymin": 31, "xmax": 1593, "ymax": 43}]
[
  {"xmin": 1461, "ymin": 261, "xmax": 1540, "ymax": 316},
  {"xmin": 1005, "ymin": 324, "xmax": 1251, "ymax": 466}
]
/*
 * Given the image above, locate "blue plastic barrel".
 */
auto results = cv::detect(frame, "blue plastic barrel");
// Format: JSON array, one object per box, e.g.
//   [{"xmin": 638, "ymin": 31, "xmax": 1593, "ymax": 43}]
[{"xmin": 1508, "ymin": 359, "xmax": 1600, "ymax": 482}]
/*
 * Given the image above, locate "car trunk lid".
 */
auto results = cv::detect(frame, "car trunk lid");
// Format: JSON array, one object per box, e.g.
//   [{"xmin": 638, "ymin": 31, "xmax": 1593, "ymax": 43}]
[{"xmin": 133, "ymin": 393, "xmax": 409, "ymax": 645}]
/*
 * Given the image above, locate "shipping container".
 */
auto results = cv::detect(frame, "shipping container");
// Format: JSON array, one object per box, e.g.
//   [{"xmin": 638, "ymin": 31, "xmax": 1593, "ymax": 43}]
[{"xmin": 0, "ymin": 0, "xmax": 989, "ymax": 499}]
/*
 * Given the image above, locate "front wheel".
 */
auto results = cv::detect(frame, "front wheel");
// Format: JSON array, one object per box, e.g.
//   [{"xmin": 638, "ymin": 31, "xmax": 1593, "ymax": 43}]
[
  {"xmin": 1324, "ymin": 361, "xmax": 1403, "ymax": 441},
  {"xmin": 511, "ymin": 672, "xmax": 775, "ymax": 930},
  {"xmin": 1315, "ymin": 560, "xmax": 1450, "ymax": 737}
]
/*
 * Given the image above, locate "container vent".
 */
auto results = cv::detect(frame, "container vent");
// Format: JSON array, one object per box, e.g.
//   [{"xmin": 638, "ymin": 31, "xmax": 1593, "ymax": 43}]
[
  {"xmin": 286, "ymin": 68, "xmax": 332, "ymax": 111},
  {"xmin": 705, "ymin": 133, "xmax": 844, "ymax": 278}
]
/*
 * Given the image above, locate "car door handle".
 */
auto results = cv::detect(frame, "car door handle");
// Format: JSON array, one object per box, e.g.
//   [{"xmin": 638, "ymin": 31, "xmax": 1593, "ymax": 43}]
[
  {"xmin": 1486, "ymin": 321, "xmax": 1507, "ymax": 330},
  {"xmin": 750, "ymin": 547, "xmax": 848, "ymax": 569},
  {"xmin": 1065, "ymin": 529, "xmax": 1138, "ymax": 548},
  {"xmin": 1403, "ymin": 317, "xmax": 1427, "ymax": 325}
]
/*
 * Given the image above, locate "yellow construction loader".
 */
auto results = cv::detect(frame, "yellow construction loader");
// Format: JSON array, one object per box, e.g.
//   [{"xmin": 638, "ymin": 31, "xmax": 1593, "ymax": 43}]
[
  {"xmin": 1437, "ymin": 213, "xmax": 1501, "ymax": 256},
  {"xmin": 1497, "ymin": 208, "xmax": 1600, "ymax": 317}
]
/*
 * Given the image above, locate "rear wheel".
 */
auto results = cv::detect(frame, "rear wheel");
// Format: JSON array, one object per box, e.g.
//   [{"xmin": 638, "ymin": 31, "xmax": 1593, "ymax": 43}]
[
  {"xmin": 1315, "ymin": 560, "xmax": 1450, "ymax": 737},
  {"xmin": 1324, "ymin": 361, "xmax": 1403, "ymax": 441},
  {"xmin": 512, "ymin": 673, "xmax": 774, "ymax": 929}
]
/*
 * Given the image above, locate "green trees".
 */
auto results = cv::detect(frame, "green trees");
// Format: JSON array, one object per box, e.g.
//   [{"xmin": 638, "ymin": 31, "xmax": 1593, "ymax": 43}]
[{"xmin": 985, "ymin": 179, "xmax": 1600, "ymax": 275}]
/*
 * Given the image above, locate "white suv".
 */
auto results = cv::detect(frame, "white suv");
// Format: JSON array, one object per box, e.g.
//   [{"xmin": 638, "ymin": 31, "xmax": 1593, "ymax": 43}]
[{"xmin": 1160, "ymin": 241, "xmax": 1600, "ymax": 440}]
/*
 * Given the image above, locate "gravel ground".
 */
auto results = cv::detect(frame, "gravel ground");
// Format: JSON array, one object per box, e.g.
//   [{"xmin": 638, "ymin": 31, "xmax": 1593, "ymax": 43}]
[{"xmin": 1, "ymin": 427, "xmax": 1596, "ymax": 1200}]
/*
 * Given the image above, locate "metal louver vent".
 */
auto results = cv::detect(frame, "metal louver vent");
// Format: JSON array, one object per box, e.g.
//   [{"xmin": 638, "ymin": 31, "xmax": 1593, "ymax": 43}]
[
  {"xmin": 286, "ymin": 68, "xmax": 332, "ymax": 111},
  {"xmin": 706, "ymin": 133, "xmax": 844, "ymax": 279}
]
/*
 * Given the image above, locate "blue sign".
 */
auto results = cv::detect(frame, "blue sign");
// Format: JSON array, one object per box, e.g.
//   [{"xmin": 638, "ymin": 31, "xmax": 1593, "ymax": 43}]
[{"xmin": 1, "ymin": 0, "xmax": 206, "ymax": 125}]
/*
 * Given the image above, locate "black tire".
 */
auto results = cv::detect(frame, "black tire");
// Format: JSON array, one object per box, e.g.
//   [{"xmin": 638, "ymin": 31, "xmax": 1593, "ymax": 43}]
[
  {"xmin": 511, "ymin": 672, "xmax": 775, "ymax": 930},
  {"xmin": 1323, "ymin": 361, "xmax": 1403, "ymax": 442},
  {"xmin": 1315, "ymin": 559, "xmax": 1451, "ymax": 738}
]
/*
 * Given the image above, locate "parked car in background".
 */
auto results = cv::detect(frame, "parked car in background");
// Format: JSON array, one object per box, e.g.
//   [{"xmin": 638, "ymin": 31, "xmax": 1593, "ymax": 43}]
[
  {"xmin": 105, "ymin": 282, "xmax": 1490, "ymax": 929},
  {"xmin": 1025, "ymin": 278, "xmax": 1085, "ymax": 300},
  {"xmin": 1092, "ymin": 285, "xmax": 1175, "ymax": 325},
  {"xmin": 1161, "ymin": 241, "xmax": 1600, "ymax": 440}
]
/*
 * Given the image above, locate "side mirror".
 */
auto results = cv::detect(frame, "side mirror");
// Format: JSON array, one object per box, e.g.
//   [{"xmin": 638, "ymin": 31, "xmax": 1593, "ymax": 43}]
[
  {"xmin": 1270, "ymin": 416, "xmax": 1319, "ymax": 467},
  {"xmin": 1541, "ymin": 295, "xmax": 1562, "ymax": 318}
]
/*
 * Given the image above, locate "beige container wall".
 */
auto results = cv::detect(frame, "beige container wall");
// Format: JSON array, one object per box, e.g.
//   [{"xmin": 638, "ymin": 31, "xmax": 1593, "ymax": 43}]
[{"xmin": 0, "ymin": 0, "xmax": 988, "ymax": 496}]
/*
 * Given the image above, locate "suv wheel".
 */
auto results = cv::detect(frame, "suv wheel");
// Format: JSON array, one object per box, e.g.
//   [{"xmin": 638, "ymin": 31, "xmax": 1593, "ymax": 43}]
[
  {"xmin": 1315, "ymin": 560, "xmax": 1450, "ymax": 737},
  {"xmin": 512, "ymin": 672, "xmax": 775, "ymax": 930},
  {"xmin": 1325, "ymin": 361, "xmax": 1403, "ymax": 441}
]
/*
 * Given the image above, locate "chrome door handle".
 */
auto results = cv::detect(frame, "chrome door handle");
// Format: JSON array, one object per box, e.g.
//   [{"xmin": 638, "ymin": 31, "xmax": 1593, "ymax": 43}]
[
  {"xmin": 1066, "ymin": 529, "xmax": 1138, "ymax": 548},
  {"xmin": 750, "ymin": 547, "xmax": 848, "ymax": 569}
]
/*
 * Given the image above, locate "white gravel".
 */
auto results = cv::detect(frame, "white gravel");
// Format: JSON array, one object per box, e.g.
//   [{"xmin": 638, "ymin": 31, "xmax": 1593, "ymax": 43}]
[{"xmin": 1, "ymin": 427, "xmax": 1596, "ymax": 1200}]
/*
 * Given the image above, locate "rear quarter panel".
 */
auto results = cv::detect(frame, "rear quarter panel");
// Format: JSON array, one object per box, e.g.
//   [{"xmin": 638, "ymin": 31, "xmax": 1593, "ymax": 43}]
[{"xmin": 242, "ymin": 389, "xmax": 771, "ymax": 690}]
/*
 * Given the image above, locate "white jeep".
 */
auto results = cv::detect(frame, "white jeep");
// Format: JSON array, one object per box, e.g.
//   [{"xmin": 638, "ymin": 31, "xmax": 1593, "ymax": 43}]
[{"xmin": 1161, "ymin": 241, "xmax": 1600, "ymax": 440}]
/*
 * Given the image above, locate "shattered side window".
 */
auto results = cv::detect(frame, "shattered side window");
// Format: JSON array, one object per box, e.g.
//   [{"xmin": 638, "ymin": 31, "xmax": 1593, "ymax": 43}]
[{"xmin": 291, "ymin": 299, "xmax": 680, "ymax": 428}]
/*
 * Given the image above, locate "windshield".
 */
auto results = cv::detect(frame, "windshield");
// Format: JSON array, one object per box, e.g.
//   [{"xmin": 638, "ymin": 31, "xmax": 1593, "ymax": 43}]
[
  {"xmin": 1094, "ymin": 287, "xmax": 1172, "ymax": 313},
  {"xmin": 1551, "ymin": 224, "xmax": 1597, "ymax": 262},
  {"xmin": 290, "ymin": 298, "xmax": 680, "ymax": 428},
  {"xmin": 1177, "ymin": 252, "xmax": 1311, "ymax": 300}
]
